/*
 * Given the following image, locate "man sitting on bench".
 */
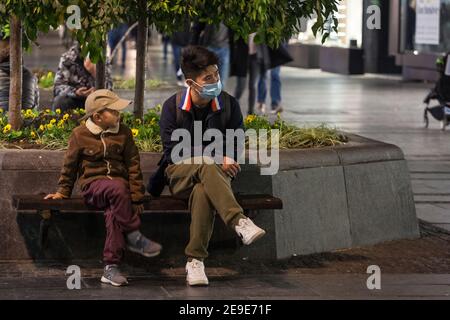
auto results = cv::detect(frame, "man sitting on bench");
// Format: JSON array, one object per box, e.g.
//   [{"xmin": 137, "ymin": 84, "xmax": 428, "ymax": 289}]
[
  {"xmin": 148, "ymin": 46, "xmax": 265, "ymax": 286},
  {"xmin": 44, "ymin": 89, "xmax": 162, "ymax": 287}
]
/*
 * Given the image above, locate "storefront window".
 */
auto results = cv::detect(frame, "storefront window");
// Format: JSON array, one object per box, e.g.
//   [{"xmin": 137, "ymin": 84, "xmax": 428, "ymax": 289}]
[
  {"xmin": 401, "ymin": 0, "xmax": 450, "ymax": 53},
  {"xmin": 289, "ymin": 0, "xmax": 362, "ymax": 48}
]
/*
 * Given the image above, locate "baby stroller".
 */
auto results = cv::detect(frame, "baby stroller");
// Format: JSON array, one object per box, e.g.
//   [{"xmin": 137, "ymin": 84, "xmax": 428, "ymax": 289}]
[{"xmin": 424, "ymin": 53, "xmax": 450, "ymax": 130}]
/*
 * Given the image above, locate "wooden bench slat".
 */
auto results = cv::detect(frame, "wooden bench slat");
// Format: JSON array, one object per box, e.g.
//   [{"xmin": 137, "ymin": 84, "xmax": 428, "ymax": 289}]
[{"xmin": 12, "ymin": 194, "xmax": 283, "ymax": 212}]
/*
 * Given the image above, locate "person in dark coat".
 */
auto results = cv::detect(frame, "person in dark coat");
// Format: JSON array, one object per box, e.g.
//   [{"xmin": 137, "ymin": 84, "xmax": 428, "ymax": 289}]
[
  {"xmin": 230, "ymin": 34, "xmax": 260, "ymax": 115},
  {"xmin": 171, "ymin": 20, "xmax": 192, "ymax": 86},
  {"xmin": 423, "ymin": 53, "xmax": 450, "ymax": 126},
  {"xmin": 0, "ymin": 34, "xmax": 39, "ymax": 110},
  {"xmin": 149, "ymin": 46, "xmax": 266, "ymax": 286},
  {"xmin": 424, "ymin": 53, "xmax": 450, "ymax": 105},
  {"xmin": 191, "ymin": 22, "xmax": 231, "ymax": 87}
]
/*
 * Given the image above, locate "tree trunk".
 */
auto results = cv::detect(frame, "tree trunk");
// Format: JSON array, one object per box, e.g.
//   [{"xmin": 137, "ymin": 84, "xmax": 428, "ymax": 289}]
[
  {"xmin": 8, "ymin": 15, "xmax": 22, "ymax": 130},
  {"xmin": 95, "ymin": 39, "xmax": 107, "ymax": 89},
  {"xmin": 134, "ymin": 0, "xmax": 148, "ymax": 120}
]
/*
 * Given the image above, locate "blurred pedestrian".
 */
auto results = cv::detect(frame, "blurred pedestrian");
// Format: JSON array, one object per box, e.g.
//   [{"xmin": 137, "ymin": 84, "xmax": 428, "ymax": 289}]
[
  {"xmin": 191, "ymin": 22, "xmax": 230, "ymax": 88},
  {"xmin": 256, "ymin": 43, "xmax": 292, "ymax": 114},
  {"xmin": 108, "ymin": 24, "xmax": 128, "ymax": 68},
  {"xmin": 230, "ymin": 33, "xmax": 259, "ymax": 115}
]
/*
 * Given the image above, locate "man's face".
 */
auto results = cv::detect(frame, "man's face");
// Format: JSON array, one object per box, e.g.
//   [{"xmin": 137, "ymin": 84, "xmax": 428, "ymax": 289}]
[{"xmin": 187, "ymin": 64, "xmax": 220, "ymax": 88}]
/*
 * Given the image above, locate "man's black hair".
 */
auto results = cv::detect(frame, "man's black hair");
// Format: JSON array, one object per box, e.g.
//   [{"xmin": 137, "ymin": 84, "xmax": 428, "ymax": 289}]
[{"xmin": 180, "ymin": 45, "xmax": 219, "ymax": 80}]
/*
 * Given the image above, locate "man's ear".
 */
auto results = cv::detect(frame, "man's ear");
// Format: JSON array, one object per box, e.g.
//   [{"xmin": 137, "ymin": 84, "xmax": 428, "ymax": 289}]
[{"xmin": 185, "ymin": 79, "xmax": 194, "ymax": 87}]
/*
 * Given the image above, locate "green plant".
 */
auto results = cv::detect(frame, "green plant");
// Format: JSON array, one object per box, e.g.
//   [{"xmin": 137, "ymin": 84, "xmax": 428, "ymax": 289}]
[
  {"xmin": 113, "ymin": 77, "xmax": 170, "ymax": 90},
  {"xmin": 38, "ymin": 71, "xmax": 55, "ymax": 89},
  {"xmin": 244, "ymin": 114, "xmax": 347, "ymax": 149}
]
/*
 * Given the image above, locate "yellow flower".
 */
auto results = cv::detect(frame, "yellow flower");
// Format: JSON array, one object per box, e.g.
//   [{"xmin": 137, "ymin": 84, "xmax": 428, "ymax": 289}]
[
  {"xmin": 55, "ymin": 108, "xmax": 61, "ymax": 114},
  {"xmin": 24, "ymin": 109, "xmax": 34, "ymax": 118},
  {"xmin": 3, "ymin": 124, "xmax": 11, "ymax": 134},
  {"xmin": 63, "ymin": 114, "xmax": 69, "ymax": 121},
  {"xmin": 30, "ymin": 131, "xmax": 36, "ymax": 139},
  {"xmin": 50, "ymin": 119, "xmax": 56, "ymax": 124},
  {"xmin": 45, "ymin": 109, "xmax": 51, "ymax": 114},
  {"xmin": 131, "ymin": 128, "xmax": 139, "ymax": 137},
  {"xmin": 0, "ymin": 108, "xmax": 3, "ymax": 114},
  {"xmin": 135, "ymin": 119, "xmax": 142, "ymax": 125},
  {"xmin": 47, "ymin": 123, "xmax": 54, "ymax": 130},
  {"xmin": 79, "ymin": 109, "xmax": 86, "ymax": 114},
  {"xmin": 244, "ymin": 114, "xmax": 257, "ymax": 125},
  {"xmin": 39, "ymin": 125, "xmax": 45, "ymax": 131},
  {"xmin": 57, "ymin": 120, "xmax": 65, "ymax": 128}
]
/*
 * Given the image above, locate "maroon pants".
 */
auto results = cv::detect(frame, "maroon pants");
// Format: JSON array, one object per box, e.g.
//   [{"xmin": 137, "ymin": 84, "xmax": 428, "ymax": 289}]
[{"xmin": 82, "ymin": 179, "xmax": 141, "ymax": 265}]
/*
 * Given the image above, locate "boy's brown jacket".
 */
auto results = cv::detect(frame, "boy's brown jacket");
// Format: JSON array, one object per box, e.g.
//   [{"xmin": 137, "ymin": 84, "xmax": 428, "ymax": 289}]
[{"xmin": 57, "ymin": 118, "xmax": 145, "ymax": 203}]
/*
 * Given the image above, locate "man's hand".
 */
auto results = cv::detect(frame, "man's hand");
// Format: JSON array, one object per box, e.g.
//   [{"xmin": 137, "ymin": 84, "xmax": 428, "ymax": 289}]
[
  {"xmin": 75, "ymin": 87, "xmax": 94, "ymax": 97},
  {"xmin": 84, "ymin": 58, "xmax": 97, "ymax": 77},
  {"xmin": 44, "ymin": 192, "xmax": 66, "ymax": 200},
  {"xmin": 132, "ymin": 204, "xmax": 144, "ymax": 216},
  {"xmin": 221, "ymin": 156, "xmax": 241, "ymax": 178}
]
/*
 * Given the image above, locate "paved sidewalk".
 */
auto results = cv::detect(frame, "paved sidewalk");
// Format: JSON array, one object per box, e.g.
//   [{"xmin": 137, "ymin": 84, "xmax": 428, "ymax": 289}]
[{"xmin": 0, "ymin": 259, "xmax": 449, "ymax": 300}]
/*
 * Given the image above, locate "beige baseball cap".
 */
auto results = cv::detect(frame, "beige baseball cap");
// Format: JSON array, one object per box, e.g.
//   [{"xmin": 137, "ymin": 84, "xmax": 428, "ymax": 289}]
[{"xmin": 81, "ymin": 89, "xmax": 132, "ymax": 120}]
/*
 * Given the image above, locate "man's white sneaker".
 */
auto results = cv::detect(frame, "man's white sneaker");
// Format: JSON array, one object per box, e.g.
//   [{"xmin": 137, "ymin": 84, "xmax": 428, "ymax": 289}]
[
  {"xmin": 185, "ymin": 259, "xmax": 209, "ymax": 286},
  {"xmin": 235, "ymin": 218, "xmax": 266, "ymax": 245}
]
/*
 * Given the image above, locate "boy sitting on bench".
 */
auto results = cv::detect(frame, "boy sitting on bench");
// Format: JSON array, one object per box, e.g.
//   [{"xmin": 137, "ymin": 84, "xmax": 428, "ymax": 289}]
[{"xmin": 45, "ymin": 89, "xmax": 162, "ymax": 287}]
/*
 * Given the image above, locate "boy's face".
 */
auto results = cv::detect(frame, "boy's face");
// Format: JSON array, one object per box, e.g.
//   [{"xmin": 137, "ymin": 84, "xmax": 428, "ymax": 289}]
[
  {"xmin": 93, "ymin": 108, "xmax": 120, "ymax": 129},
  {"xmin": 186, "ymin": 64, "xmax": 220, "ymax": 89}
]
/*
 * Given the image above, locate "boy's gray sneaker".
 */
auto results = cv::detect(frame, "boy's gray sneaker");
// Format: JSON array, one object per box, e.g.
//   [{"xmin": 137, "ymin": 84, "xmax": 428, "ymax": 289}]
[
  {"xmin": 126, "ymin": 232, "xmax": 162, "ymax": 258},
  {"xmin": 101, "ymin": 264, "xmax": 128, "ymax": 287}
]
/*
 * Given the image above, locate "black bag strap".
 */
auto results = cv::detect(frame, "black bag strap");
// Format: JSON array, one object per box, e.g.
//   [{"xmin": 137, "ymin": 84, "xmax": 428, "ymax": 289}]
[
  {"xmin": 220, "ymin": 91, "xmax": 232, "ymax": 130},
  {"xmin": 175, "ymin": 91, "xmax": 184, "ymax": 127}
]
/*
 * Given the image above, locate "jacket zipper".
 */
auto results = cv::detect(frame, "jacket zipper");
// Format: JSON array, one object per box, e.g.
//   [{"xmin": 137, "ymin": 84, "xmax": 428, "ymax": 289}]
[{"xmin": 100, "ymin": 132, "xmax": 112, "ymax": 179}]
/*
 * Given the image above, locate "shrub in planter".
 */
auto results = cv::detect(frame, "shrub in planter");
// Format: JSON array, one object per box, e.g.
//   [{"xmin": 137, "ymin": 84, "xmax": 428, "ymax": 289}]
[{"xmin": 0, "ymin": 106, "xmax": 347, "ymax": 151}]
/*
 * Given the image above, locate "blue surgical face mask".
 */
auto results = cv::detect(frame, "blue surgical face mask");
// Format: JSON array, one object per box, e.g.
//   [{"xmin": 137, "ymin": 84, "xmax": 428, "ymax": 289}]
[{"xmin": 191, "ymin": 79, "xmax": 222, "ymax": 100}]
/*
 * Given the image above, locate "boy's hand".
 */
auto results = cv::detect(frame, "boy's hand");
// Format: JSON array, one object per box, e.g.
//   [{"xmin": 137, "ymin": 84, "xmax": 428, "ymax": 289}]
[
  {"xmin": 132, "ymin": 204, "xmax": 144, "ymax": 216},
  {"xmin": 222, "ymin": 156, "xmax": 241, "ymax": 178},
  {"xmin": 44, "ymin": 192, "xmax": 66, "ymax": 200}
]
